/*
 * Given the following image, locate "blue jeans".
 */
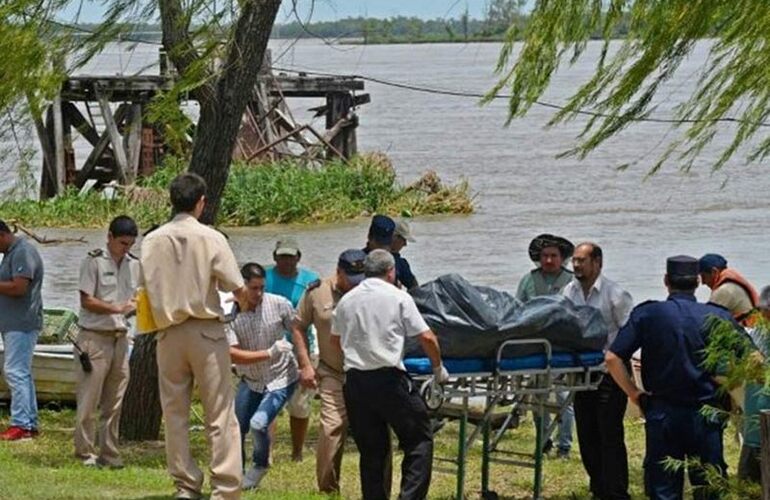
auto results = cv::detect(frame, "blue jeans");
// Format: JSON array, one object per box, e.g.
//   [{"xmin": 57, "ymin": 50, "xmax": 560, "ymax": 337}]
[
  {"xmin": 2, "ymin": 330, "xmax": 39, "ymax": 429},
  {"xmin": 234, "ymin": 380, "xmax": 296, "ymax": 468},
  {"xmin": 644, "ymin": 399, "xmax": 726, "ymax": 500},
  {"xmin": 536, "ymin": 390, "xmax": 573, "ymax": 452}
]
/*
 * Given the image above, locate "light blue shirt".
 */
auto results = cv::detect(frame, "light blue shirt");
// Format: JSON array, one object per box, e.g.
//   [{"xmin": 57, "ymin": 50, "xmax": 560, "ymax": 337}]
[
  {"xmin": 265, "ymin": 266, "xmax": 319, "ymax": 308},
  {"xmin": 265, "ymin": 266, "xmax": 320, "ymax": 351}
]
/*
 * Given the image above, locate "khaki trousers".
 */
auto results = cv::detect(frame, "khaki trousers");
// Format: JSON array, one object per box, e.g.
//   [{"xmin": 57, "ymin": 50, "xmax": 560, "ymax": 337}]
[
  {"xmin": 156, "ymin": 319, "xmax": 242, "ymax": 500},
  {"xmin": 316, "ymin": 362, "xmax": 347, "ymax": 492},
  {"xmin": 73, "ymin": 328, "xmax": 130, "ymax": 466}
]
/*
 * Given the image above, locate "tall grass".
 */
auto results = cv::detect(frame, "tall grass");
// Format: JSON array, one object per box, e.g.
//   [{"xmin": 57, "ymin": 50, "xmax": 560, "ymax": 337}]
[{"xmin": 0, "ymin": 153, "xmax": 474, "ymax": 228}]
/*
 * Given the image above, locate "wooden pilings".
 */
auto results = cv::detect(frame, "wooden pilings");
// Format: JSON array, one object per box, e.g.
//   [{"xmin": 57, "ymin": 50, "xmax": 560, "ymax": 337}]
[{"xmin": 35, "ymin": 53, "xmax": 368, "ymax": 198}]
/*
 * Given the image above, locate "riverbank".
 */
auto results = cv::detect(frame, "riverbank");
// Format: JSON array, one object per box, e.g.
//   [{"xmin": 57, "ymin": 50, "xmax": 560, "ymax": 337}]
[{"xmin": 0, "ymin": 153, "xmax": 474, "ymax": 228}]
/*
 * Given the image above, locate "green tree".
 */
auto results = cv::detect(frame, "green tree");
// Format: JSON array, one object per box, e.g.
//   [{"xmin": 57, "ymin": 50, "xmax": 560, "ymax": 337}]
[
  {"xmin": 485, "ymin": 0, "xmax": 526, "ymax": 35},
  {"xmin": 485, "ymin": 1, "xmax": 770, "ymax": 173},
  {"xmin": 1, "ymin": 0, "xmax": 283, "ymax": 224}
]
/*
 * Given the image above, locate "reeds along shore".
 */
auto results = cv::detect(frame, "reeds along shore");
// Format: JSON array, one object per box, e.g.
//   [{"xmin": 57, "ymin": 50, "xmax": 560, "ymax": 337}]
[{"xmin": 0, "ymin": 153, "xmax": 474, "ymax": 228}]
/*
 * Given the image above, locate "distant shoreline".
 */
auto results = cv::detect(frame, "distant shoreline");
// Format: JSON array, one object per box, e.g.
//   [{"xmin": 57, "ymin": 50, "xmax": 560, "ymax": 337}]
[{"xmin": 336, "ymin": 37, "xmax": 504, "ymax": 45}]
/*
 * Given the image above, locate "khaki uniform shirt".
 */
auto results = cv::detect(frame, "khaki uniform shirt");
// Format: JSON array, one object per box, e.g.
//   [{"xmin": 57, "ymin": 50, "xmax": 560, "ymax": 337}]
[
  {"xmin": 711, "ymin": 282, "xmax": 754, "ymax": 318},
  {"xmin": 78, "ymin": 249, "xmax": 140, "ymax": 331},
  {"xmin": 294, "ymin": 276, "xmax": 344, "ymax": 373},
  {"xmin": 140, "ymin": 213, "xmax": 243, "ymax": 330}
]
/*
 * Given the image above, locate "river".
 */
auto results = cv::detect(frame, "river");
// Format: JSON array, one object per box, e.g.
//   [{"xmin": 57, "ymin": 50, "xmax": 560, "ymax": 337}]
[{"xmin": 4, "ymin": 39, "xmax": 769, "ymax": 309}]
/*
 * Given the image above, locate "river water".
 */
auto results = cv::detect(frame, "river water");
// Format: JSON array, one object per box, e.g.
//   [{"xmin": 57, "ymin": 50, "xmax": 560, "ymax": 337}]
[{"xmin": 4, "ymin": 39, "xmax": 769, "ymax": 309}]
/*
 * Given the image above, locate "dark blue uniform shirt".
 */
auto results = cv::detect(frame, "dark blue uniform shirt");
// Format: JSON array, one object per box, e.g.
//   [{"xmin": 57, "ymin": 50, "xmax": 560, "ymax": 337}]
[
  {"xmin": 393, "ymin": 252, "xmax": 417, "ymax": 290},
  {"xmin": 610, "ymin": 293, "xmax": 734, "ymax": 406},
  {"xmin": 363, "ymin": 247, "xmax": 417, "ymax": 290}
]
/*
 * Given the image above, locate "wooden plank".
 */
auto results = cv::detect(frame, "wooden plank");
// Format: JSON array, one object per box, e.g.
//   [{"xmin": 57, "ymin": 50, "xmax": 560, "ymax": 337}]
[
  {"xmin": 96, "ymin": 87, "xmax": 128, "ymax": 184},
  {"xmin": 306, "ymin": 123, "xmax": 347, "ymax": 161},
  {"xmin": 273, "ymin": 109, "xmax": 312, "ymax": 148},
  {"xmin": 62, "ymin": 102, "xmax": 99, "ymax": 146},
  {"xmin": 245, "ymin": 125, "xmax": 310, "ymax": 162},
  {"xmin": 62, "ymin": 105, "xmax": 76, "ymax": 185},
  {"xmin": 52, "ymin": 94, "xmax": 66, "ymax": 193},
  {"xmin": 125, "ymin": 103, "xmax": 143, "ymax": 185},
  {"xmin": 75, "ymin": 104, "xmax": 129, "ymax": 188},
  {"xmin": 268, "ymin": 75, "xmax": 364, "ymax": 97},
  {"xmin": 31, "ymin": 100, "xmax": 58, "ymax": 199},
  {"xmin": 140, "ymin": 126, "xmax": 156, "ymax": 176}
]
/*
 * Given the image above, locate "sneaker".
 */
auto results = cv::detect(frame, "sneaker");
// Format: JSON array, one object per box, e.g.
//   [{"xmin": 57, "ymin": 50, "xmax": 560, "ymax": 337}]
[
  {"xmin": 0, "ymin": 426, "xmax": 35, "ymax": 441},
  {"xmin": 556, "ymin": 448, "xmax": 570, "ymax": 459},
  {"xmin": 242, "ymin": 466, "xmax": 268, "ymax": 490},
  {"xmin": 82, "ymin": 456, "xmax": 98, "ymax": 467}
]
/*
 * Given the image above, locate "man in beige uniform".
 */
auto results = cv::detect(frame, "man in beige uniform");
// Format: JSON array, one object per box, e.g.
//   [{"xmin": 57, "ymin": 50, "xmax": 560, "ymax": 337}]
[
  {"xmin": 291, "ymin": 249, "xmax": 366, "ymax": 493},
  {"xmin": 141, "ymin": 173, "xmax": 246, "ymax": 500},
  {"xmin": 74, "ymin": 215, "xmax": 139, "ymax": 468}
]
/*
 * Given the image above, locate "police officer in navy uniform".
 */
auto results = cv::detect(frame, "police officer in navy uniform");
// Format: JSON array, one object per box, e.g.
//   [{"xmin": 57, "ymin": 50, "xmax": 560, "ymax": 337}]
[{"xmin": 605, "ymin": 255, "xmax": 739, "ymax": 500}]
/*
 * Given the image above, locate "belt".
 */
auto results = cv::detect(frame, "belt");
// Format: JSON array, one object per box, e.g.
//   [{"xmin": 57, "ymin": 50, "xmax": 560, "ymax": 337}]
[{"xmin": 80, "ymin": 327, "xmax": 127, "ymax": 338}]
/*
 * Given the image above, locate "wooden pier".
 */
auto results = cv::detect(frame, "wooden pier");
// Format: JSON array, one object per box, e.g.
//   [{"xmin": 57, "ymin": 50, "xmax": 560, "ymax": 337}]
[{"xmin": 34, "ymin": 54, "xmax": 369, "ymax": 199}]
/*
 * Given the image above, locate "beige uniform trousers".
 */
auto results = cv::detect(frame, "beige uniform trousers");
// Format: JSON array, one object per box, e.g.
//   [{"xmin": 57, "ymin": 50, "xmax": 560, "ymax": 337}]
[
  {"xmin": 156, "ymin": 319, "xmax": 242, "ymax": 500},
  {"xmin": 316, "ymin": 362, "xmax": 347, "ymax": 492},
  {"xmin": 73, "ymin": 328, "xmax": 130, "ymax": 466}
]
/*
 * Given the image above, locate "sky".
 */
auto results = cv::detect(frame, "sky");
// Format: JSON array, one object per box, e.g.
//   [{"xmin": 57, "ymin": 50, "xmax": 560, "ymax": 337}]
[{"xmin": 62, "ymin": 0, "xmax": 491, "ymax": 24}]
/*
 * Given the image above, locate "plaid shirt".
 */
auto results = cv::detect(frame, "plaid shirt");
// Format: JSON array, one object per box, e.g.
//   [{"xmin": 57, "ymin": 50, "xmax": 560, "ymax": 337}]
[{"xmin": 226, "ymin": 293, "xmax": 298, "ymax": 392}]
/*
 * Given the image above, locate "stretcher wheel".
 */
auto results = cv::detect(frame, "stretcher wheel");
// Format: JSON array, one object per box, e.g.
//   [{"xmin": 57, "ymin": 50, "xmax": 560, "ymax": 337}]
[{"xmin": 420, "ymin": 379, "xmax": 444, "ymax": 411}]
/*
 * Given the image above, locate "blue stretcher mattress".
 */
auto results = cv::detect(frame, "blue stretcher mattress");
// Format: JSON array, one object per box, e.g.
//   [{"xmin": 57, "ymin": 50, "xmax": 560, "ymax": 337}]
[{"xmin": 404, "ymin": 351, "xmax": 605, "ymax": 375}]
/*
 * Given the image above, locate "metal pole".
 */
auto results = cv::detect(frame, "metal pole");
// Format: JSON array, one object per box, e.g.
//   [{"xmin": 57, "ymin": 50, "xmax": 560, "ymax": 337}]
[
  {"xmin": 456, "ymin": 396, "xmax": 468, "ymax": 500},
  {"xmin": 533, "ymin": 393, "xmax": 544, "ymax": 499}
]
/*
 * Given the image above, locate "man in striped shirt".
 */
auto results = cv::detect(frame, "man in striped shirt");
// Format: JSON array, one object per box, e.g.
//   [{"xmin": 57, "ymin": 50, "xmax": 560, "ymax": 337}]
[{"xmin": 227, "ymin": 263, "xmax": 297, "ymax": 491}]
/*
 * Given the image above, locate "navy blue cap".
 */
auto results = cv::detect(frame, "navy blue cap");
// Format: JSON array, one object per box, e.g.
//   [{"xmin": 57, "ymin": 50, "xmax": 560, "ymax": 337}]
[
  {"xmin": 667, "ymin": 255, "xmax": 699, "ymax": 277},
  {"xmin": 698, "ymin": 253, "xmax": 728, "ymax": 273},
  {"xmin": 368, "ymin": 215, "xmax": 395, "ymax": 246},
  {"xmin": 338, "ymin": 249, "xmax": 367, "ymax": 285}
]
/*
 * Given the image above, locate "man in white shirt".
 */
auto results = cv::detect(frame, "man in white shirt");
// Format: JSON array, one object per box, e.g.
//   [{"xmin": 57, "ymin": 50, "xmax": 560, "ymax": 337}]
[
  {"xmin": 562, "ymin": 242, "xmax": 634, "ymax": 500},
  {"xmin": 331, "ymin": 249, "xmax": 448, "ymax": 500}
]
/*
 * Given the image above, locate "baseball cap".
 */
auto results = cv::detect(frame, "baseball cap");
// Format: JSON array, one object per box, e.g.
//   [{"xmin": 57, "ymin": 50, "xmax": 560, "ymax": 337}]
[
  {"xmin": 394, "ymin": 220, "xmax": 416, "ymax": 242},
  {"xmin": 368, "ymin": 215, "xmax": 395, "ymax": 246},
  {"xmin": 338, "ymin": 249, "xmax": 366, "ymax": 285},
  {"xmin": 274, "ymin": 236, "xmax": 300, "ymax": 256},
  {"xmin": 698, "ymin": 253, "xmax": 727, "ymax": 273}
]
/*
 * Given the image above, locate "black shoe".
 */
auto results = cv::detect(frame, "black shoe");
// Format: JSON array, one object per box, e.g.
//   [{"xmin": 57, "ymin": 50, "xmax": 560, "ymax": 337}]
[{"xmin": 541, "ymin": 438, "xmax": 553, "ymax": 455}]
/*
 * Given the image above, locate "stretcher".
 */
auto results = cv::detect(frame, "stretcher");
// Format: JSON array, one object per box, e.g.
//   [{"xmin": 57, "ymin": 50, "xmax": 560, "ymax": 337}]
[{"xmin": 404, "ymin": 339, "xmax": 606, "ymax": 500}]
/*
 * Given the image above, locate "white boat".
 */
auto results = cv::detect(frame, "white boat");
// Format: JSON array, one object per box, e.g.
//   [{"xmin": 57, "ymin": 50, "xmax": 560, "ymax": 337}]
[{"xmin": 0, "ymin": 309, "xmax": 78, "ymax": 403}]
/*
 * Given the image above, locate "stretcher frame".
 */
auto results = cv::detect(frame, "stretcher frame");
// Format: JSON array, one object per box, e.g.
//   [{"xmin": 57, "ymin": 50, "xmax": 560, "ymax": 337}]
[{"xmin": 409, "ymin": 338, "xmax": 606, "ymax": 500}]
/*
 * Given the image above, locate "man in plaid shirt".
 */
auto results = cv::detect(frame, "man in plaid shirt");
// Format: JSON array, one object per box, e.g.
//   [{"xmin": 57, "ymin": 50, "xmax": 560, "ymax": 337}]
[{"xmin": 226, "ymin": 262, "xmax": 297, "ymax": 491}]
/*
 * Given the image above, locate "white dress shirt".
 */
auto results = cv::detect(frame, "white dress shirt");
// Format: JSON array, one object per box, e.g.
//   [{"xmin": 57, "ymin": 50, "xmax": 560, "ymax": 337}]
[
  {"xmin": 562, "ymin": 275, "xmax": 634, "ymax": 349},
  {"xmin": 331, "ymin": 277, "xmax": 429, "ymax": 372}
]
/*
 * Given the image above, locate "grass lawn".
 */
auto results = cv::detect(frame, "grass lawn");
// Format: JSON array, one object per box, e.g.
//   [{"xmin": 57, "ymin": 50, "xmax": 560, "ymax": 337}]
[{"xmin": 0, "ymin": 403, "xmax": 754, "ymax": 499}]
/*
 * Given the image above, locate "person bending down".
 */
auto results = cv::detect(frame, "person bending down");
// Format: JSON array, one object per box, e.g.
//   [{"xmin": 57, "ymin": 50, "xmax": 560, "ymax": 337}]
[{"xmin": 227, "ymin": 262, "xmax": 298, "ymax": 491}]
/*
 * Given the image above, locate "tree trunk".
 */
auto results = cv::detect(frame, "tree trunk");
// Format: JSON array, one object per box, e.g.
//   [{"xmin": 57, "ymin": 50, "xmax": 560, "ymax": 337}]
[
  {"xmin": 119, "ymin": 333, "xmax": 162, "ymax": 441},
  {"xmin": 160, "ymin": 0, "xmax": 283, "ymax": 224}
]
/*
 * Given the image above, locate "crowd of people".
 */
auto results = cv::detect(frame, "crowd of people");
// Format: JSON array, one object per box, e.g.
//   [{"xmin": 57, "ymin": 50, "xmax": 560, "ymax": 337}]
[{"xmin": 0, "ymin": 172, "xmax": 767, "ymax": 500}]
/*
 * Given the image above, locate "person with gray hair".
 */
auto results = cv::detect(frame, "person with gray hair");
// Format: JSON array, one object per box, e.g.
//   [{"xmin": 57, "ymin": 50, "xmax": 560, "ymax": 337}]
[{"xmin": 331, "ymin": 248, "xmax": 448, "ymax": 499}]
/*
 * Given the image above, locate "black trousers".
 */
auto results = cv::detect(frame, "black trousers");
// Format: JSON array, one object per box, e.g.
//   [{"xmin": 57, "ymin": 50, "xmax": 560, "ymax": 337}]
[
  {"xmin": 574, "ymin": 375, "xmax": 630, "ymax": 500},
  {"xmin": 344, "ymin": 367, "xmax": 433, "ymax": 500}
]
